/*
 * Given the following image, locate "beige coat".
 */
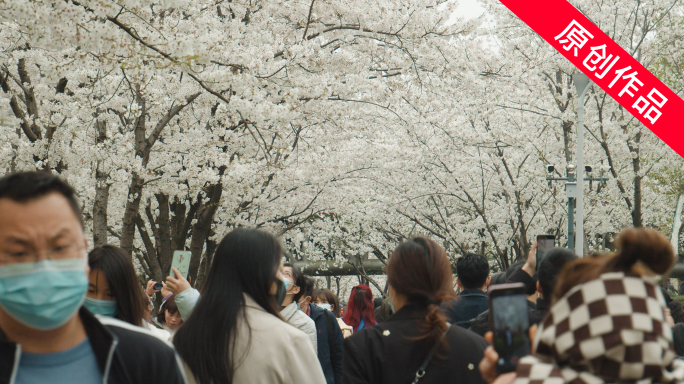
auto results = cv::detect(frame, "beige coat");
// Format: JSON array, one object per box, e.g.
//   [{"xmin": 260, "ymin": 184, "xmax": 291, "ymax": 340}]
[{"xmin": 183, "ymin": 294, "xmax": 326, "ymax": 384}]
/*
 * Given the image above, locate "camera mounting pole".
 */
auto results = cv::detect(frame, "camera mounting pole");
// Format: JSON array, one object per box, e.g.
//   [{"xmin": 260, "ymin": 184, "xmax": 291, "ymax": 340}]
[{"xmin": 573, "ymin": 73, "xmax": 593, "ymax": 257}]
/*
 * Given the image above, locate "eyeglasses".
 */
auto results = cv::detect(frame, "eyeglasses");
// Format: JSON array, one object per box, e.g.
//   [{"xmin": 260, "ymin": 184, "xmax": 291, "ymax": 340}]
[{"xmin": 1, "ymin": 243, "xmax": 86, "ymax": 265}]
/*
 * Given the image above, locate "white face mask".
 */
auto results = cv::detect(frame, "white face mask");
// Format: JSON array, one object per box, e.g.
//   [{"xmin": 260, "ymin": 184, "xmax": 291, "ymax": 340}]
[{"xmin": 316, "ymin": 303, "xmax": 332, "ymax": 311}]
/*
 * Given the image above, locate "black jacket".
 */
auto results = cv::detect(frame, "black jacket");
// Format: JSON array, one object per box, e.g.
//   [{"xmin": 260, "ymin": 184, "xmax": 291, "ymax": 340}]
[
  {"xmin": 469, "ymin": 299, "xmax": 550, "ymax": 336},
  {"xmin": 342, "ymin": 304, "xmax": 489, "ymax": 384},
  {"xmin": 0, "ymin": 308, "xmax": 187, "ymax": 384},
  {"xmin": 309, "ymin": 303, "xmax": 344, "ymax": 384},
  {"xmin": 440, "ymin": 289, "xmax": 489, "ymax": 328}
]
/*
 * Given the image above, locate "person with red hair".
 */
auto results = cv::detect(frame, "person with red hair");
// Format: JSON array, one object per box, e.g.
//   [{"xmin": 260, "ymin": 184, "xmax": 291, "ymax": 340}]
[{"xmin": 343, "ymin": 284, "xmax": 377, "ymax": 332}]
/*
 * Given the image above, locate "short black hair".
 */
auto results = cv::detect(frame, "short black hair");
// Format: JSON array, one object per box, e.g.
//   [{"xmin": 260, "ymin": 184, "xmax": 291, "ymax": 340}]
[
  {"xmin": 0, "ymin": 171, "xmax": 83, "ymax": 227},
  {"xmin": 537, "ymin": 248, "xmax": 577, "ymax": 298},
  {"xmin": 283, "ymin": 262, "xmax": 305, "ymax": 302},
  {"xmin": 456, "ymin": 253, "xmax": 490, "ymax": 289}
]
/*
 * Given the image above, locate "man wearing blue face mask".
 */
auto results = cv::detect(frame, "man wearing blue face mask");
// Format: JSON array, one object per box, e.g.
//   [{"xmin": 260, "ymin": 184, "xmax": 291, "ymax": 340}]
[{"xmin": 0, "ymin": 171, "xmax": 187, "ymax": 384}]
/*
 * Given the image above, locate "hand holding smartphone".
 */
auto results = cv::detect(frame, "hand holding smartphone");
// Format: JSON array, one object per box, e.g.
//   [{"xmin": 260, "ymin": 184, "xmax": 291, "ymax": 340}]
[
  {"xmin": 488, "ymin": 283, "xmax": 531, "ymax": 374},
  {"xmin": 535, "ymin": 234, "xmax": 555, "ymax": 270}
]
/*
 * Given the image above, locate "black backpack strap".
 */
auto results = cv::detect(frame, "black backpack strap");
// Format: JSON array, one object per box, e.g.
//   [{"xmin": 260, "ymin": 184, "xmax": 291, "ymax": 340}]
[{"xmin": 412, "ymin": 323, "xmax": 452, "ymax": 384}]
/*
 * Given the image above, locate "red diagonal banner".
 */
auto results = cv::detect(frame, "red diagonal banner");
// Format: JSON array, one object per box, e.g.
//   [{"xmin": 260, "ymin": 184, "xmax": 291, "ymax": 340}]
[{"xmin": 500, "ymin": 0, "xmax": 684, "ymax": 158}]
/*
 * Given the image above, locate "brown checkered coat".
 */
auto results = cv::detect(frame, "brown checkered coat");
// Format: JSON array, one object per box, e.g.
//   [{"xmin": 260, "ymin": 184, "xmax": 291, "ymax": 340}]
[{"xmin": 514, "ymin": 272, "xmax": 684, "ymax": 384}]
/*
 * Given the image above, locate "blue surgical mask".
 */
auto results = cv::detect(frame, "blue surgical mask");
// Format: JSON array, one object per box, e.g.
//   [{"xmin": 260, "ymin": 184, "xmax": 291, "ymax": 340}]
[
  {"xmin": 84, "ymin": 297, "xmax": 118, "ymax": 318},
  {"xmin": 0, "ymin": 258, "xmax": 88, "ymax": 330},
  {"xmin": 283, "ymin": 277, "xmax": 291, "ymax": 291},
  {"xmin": 316, "ymin": 303, "xmax": 332, "ymax": 311}
]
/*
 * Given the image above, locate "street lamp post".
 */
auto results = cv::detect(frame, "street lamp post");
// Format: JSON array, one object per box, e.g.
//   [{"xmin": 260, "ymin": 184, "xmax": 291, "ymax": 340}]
[
  {"xmin": 547, "ymin": 164, "xmax": 607, "ymax": 252},
  {"xmin": 573, "ymin": 73, "xmax": 593, "ymax": 257},
  {"xmin": 546, "ymin": 166, "xmax": 576, "ymax": 249}
]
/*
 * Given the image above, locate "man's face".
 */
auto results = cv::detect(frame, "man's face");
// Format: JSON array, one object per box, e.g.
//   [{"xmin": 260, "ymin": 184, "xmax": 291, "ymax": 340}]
[{"xmin": 0, "ymin": 192, "xmax": 86, "ymax": 266}]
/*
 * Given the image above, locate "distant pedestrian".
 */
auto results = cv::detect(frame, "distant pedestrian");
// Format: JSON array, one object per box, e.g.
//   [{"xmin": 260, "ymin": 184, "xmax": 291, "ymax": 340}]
[
  {"xmin": 313, "ymin": 288, "xmax": 353, "ymax": 338},
  {"xmin": 155, "ymin": 294, "xmax": 183, "ymax": 337},
  {"xmin": 343, "ymin": 285, "xmax": 377, "ymax": 333},
  {"xmin": 305, "ymin": 284, "xmax": 345, "ymax": 384},
  {"xmin": 343, "ymin": 237, "xmax": 488, "ymax": 384},
  {"xmin": 469, "ymin": 247, "xmax": 577, "ymax": 335},
  {"xmin": 440, "ymin": 253, "xmax": 490, "ymax": 327}
]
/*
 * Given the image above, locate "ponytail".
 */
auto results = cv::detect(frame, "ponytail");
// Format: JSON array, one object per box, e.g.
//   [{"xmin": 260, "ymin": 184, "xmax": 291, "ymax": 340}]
[{"xmin": 387, "ymin": 237, "xmax": 456, "ymax": 354}]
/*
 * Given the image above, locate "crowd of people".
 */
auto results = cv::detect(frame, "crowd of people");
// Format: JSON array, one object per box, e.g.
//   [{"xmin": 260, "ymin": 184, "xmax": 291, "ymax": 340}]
[{"xmin": 2, "ymin": 170, "xmax": 684, "ymax": 384}]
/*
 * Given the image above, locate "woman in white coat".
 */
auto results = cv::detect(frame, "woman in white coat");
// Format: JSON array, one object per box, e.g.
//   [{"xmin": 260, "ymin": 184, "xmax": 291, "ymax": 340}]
[{"xmin": 173, "ymin": 228, "xmax": 326, "ymax": 384}]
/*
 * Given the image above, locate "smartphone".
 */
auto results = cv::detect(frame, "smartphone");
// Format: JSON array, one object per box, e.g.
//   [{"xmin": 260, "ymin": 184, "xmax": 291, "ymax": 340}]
[
  {"xmin": 489, "ymin": 283, "xmax": 531, "ymax": 374},
  {"xmin": 169, "ymin": 250, "xmax": 191, "ymax": 279},
  {"xmin": 536, "ymin": 234, "xmax": 555, "ymax": 269}
]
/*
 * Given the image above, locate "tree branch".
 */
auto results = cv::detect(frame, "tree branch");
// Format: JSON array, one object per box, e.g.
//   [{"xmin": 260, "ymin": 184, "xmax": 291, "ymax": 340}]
[{"xmin": 302, "ymin": 0, "xmax": 316, "ymax": 40}]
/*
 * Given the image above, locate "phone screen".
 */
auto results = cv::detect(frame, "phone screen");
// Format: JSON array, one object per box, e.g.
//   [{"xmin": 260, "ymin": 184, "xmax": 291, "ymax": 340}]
[
  {"xmin": 491, "ymin": 294, "xmax": 531, "ymax": 373},
  {"xmin": 170, "ymin": 251, "xmax": 191, "ymax": 279},
  {"xmin": 536, "ymin": 236, "xmax": 555, "ymax": 268},
  {"xmin": 537, "ymin": 238, "xmax": 555, "ymax": 256}
]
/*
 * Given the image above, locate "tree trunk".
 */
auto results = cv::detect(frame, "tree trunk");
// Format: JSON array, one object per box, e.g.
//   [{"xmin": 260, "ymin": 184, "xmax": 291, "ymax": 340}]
[
  {"xmin": 196, "ymin": 230, "xmax": 218, "ymax": 290},
  {"xmin": 562, "ymin": 120, "xmax": 574, "ymax": 164},
  {"xmin": 121, "ymin": 174, "xmax": 144, "ymax": 255},
  {"xmin": 120, "ymin": 86, "xmax": 147, "ymax": 256},
  {"xmin": 93, "ymin": 118, "xmax": 110, "ymax": 246},
  {"xmin": 631, "ymin": 132, "xmax": 642, "ymax": 228},
  {"xmin": 119, "ymin": 88, "xmax": 201, "ymax": 258},
  {"xmin": 155, "ymin": 194, "xmax": 174, "ymax": 275},
  {"xmin": 187, "ymin": 176, "xmax": 224, "ymax": 285}
]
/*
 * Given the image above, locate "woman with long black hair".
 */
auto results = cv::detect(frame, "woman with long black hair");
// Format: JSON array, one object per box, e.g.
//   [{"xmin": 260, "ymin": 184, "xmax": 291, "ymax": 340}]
[
  {"xmin": 173, "ymin": 228, "xmax": 325, "ymax": 384},
  {"xmin": 85, "ymin": 244, "xmax": 170, "ymax": 340},
  {"xmin": 342, "ymin": 237, "xmax": 488, "ymax": 384}
]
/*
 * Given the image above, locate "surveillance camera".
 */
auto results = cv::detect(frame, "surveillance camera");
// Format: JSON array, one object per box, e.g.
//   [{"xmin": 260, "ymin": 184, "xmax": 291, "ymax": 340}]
[
  {"xmin": 585, "ymin": 166, "xmax": 592, "ymax": 173},
  {"xmin": 547, "ymin": 165, "xmax": 555, "ymax": 173}
]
